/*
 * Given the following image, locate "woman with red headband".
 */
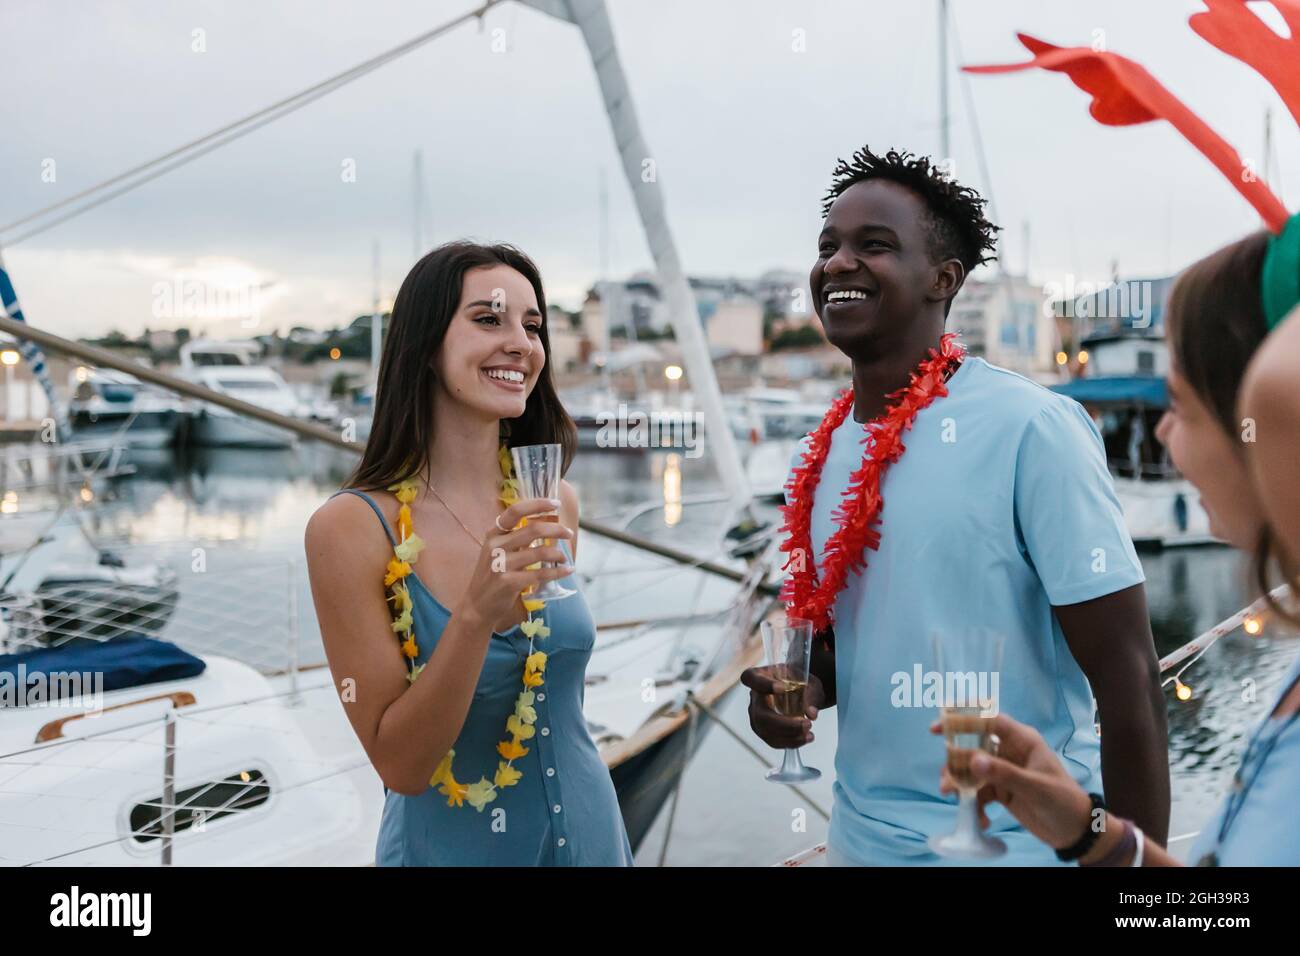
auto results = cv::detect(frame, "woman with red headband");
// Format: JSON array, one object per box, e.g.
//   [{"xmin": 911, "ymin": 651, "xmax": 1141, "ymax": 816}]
[
  {"xmin": 932, "ymin": 239, "xmax": 1300, "ymax": 866},
  {"xmin": 953, "ymin": 1, "xmax": 1300, "ymax": 865}
]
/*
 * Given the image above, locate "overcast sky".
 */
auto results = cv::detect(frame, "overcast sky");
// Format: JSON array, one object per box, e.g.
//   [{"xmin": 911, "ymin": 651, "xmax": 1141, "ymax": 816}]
[{"xmin": 2, "ymin": 0, "xmax": 1296, "ymax": 340}]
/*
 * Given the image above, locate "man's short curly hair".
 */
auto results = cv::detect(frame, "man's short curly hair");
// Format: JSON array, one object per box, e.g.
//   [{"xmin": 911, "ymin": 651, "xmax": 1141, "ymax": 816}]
[{"xmin": 821, "ymin": 146, "xmax": 1000, "ymax": 273}]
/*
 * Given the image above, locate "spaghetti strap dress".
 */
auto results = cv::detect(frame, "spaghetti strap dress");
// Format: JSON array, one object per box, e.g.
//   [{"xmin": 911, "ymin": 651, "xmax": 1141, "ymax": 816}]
[{"xmin": 329, "ymin": 488, "xmax": 635, "ymax": 866}]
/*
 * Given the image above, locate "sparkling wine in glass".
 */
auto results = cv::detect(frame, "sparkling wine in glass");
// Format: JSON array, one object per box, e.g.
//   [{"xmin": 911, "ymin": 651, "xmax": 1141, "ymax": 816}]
[
  {"xmin": 928, "ymin": 630, "xmax": 1006, "ymax": 859},
  {"xmin": 761, "ymin": 615, "xmax": 821, "ymax": 783},
  {"xmin": 510, "ymin": 443, "xmax": 576, "ymax": 602}
]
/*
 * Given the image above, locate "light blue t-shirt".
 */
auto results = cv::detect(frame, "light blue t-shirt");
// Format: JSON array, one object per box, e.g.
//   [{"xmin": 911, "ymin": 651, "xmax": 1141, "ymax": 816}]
[
  {"xmin": 1187, "ymin": 651, "xmax": 1300, "ymax": 866},
  {"xmin": 787, "ymin": 356, "xmax": 1146, "ymax": 866}
]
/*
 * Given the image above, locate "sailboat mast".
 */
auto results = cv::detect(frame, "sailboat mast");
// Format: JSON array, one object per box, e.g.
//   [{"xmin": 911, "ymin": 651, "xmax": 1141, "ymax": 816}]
[
  {"xmin": 520, "ymin": 0, "xmax": 751, "ymax": 506},
  {"xmin": 939, "ymin": 0, "xmax": 950, "ymax": 159},
  {"xmin": 371, "ymin": 240, "xmax": 382, "ymax": 390},
  {"xmin": 413, "ymin": 149, "xmax": 425, "ymax": 260},
  {"xmin": 599, "ymin": 165, "xmax": 609, "ymax": 280}
]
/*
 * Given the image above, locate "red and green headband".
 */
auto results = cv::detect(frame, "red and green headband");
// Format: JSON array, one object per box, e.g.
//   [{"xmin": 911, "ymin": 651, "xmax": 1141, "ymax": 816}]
[{"xmin": 965, "ymin": 0, "xmax": 1300, "ymax": 331}]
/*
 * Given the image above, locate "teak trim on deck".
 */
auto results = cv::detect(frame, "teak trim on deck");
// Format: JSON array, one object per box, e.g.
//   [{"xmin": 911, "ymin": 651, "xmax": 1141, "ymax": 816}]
[{"xmin": 35, "ymin": 691, "xmax": 197, "ymax": 742}]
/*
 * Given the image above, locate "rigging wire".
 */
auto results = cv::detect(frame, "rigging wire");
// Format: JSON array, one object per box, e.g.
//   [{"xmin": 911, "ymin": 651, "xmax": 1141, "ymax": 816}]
[
  {"xmin": 0, "ymin": 0, "xmax": 501, "ymax": 246},
  {"xmin": 948, "ymin": 5, "xmax": 1065, "ymax": 362}
]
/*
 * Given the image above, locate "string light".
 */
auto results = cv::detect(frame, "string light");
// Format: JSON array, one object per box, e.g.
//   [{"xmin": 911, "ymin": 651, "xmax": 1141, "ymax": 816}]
[
  {"xmin": 1243, "ymin": 614, "xmax": 1263, "ymax": 636},
  {"xmin": 1175, "ymin": 678, "xmax": 1193, "ymax": 701}
]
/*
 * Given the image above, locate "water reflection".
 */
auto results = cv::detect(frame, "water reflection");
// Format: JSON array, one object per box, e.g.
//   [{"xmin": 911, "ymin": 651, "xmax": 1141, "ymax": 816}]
[
  {"xmin": 661, "ymin": 454, "xmax": 683, "ymax": 527},
  {"xmin": 1134, "ymin": 542, "xmax": 1296, "ymax": 836}
]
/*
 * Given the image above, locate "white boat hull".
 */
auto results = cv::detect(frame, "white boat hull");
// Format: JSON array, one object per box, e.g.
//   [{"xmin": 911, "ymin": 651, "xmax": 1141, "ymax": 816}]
[
  {"xmin": 1112, "ymin": 476, "xmax": 1220, "ymax": 548},
  {"xmin": 1, "ymin": 659, "xmax": 382, "ymax": 867},
  {"xmin": 191, "ymin": 407, "xmax": 297, "ymax": 449}
]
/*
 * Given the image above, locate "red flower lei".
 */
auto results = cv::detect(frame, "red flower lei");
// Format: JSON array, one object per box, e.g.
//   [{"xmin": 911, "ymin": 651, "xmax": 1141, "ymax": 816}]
[{"xmin": 777, "ymin": 332, "xmax": 966, "ymax": 634}]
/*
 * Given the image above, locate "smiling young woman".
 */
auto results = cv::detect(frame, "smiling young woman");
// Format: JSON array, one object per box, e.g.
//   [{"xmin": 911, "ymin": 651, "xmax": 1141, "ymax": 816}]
[{"xmin": 303, "ymin": 241, "xmax": 634, "ymax": 866}]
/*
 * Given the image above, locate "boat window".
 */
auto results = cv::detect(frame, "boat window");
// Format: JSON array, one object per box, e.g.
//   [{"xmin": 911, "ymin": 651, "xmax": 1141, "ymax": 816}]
[
  {"xmin": 192, "ymin": 353, "xmax": 247, "ymax": 367},
  {"xmin": 128, "ymin": 768, "xmax": 270, "ymax": 843}
]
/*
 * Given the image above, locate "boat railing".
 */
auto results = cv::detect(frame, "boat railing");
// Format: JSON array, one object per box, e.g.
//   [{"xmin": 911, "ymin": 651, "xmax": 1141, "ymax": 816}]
[
  {"xmin": 0, "ymin": 549, "xmax": 304, "ymax": 692},
  {"xmin": 1157, "ymin": 583, "xmax": 1291, "ymax": 691}
]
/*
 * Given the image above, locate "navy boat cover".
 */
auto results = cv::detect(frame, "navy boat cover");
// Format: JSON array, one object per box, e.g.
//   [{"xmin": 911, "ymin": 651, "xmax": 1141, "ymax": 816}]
[{"xmin": 0, "ymin": 635, "xmax": 206, "ymax": 706}]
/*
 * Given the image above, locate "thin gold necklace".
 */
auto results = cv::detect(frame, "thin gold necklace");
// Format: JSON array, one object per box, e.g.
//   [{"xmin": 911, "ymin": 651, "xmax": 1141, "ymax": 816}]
[{"xmin": 426, "ymin": 484, "xmax": 487, "ymax": 547}]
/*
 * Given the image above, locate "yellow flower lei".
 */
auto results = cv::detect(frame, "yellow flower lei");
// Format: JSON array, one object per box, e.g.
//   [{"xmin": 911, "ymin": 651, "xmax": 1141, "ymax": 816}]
[{"xmin": 385, "ymin": 443, "xmax": 552, "ymax": 812}]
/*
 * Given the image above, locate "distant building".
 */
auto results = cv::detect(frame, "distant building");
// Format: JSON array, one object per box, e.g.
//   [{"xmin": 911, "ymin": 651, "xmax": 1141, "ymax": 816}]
[
  {"xmin": 705, "ymin": 297, "xmax": 764, "ymax": 356},
  {"xmin": 586, "ymin": 272, "xmax": 779, "ymax": 353},
  {"xmin": 580, "ymin": 288, "xmax": 609, "ymax": 354},
  {"xmin": 622, "ymin": 273, "xmax": 667, "ymax": 334},
  {"xmin": 758, "ymin": 346, "xmax": 849, "ymax": 383},
  {"xmin": 1068, "ymin": 275, "xmax": 1175, "ymax": 339},
  {"xmin": 1068, "ymin": 276, "xmax": 1176, "ymax": 379},
  {"xmin": 146, "ymin": 329, "xmax": 178, "ymax": 351},
  {"xmin": 546, "ymin": 306, "xmax": 586, "ymax": 373},
  {"xmin": 950, "ymin": 274, "xmax": 1060, "ymax": 379},
  {"xmin": 754, "ymin": 268, "xmax": 815, "ymax": 321},
  {"xmin": 1079, "ymin": 333, "xmax": 1169, "ymax": 378}
]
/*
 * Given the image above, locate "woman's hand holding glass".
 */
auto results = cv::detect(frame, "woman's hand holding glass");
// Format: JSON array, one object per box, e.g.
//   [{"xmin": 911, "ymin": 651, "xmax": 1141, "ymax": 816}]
[
  {"xmin": 454, "ymin": 497, "xmax": 573, "ymax": 636},
  {"xmin": 931, "ymin": 711, "xmax": 1097, "ymax": 852}
]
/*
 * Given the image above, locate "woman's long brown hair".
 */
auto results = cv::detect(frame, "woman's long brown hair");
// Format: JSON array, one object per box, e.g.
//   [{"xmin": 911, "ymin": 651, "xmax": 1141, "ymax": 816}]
[
  {"xmin": 1166, "ymin": 231, "xmax": 1299, "ymax": 627},
  {"xmin": 343, "ymin": 240, "xmax": 577, "ymax": 496}
]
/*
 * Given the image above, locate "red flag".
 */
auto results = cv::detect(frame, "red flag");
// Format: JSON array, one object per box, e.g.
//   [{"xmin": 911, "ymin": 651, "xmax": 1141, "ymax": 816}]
[{"xmin": 964, "ymin": 33, "xmax": 1289, "ymax": 233}]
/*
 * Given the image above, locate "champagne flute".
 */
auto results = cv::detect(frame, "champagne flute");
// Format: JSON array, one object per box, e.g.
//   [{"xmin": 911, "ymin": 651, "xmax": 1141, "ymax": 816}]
[
  {"xmin": 510, "ymin": 443, "xmax": 576, "ymax": 602},
  {"xmin": 928, "ymin": 629, "xmax": 1006, "ymax": 859},
  {"xmin": 761, "ymin": 615, "xmax": 821, "ymax": 783}
]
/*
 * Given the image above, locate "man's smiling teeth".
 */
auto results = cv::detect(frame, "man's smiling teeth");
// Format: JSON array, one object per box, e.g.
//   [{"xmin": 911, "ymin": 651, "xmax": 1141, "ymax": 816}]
[
  {"xmin": 827, "ymin": 290, "xmax": 869, "ymax": 301},
  {"xmin": 485, "ymin": 368, "xmax": 524, "ymax": 383}
]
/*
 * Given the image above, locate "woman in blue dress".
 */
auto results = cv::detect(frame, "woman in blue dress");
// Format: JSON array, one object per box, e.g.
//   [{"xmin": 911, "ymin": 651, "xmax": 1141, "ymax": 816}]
[
  {"xmin": 932, "ymin": 230, "xmax": 1300, "ymax": 866},
  {"xmin": 305, "ymin": 240, "xmax": 634, "ymax": 866}
]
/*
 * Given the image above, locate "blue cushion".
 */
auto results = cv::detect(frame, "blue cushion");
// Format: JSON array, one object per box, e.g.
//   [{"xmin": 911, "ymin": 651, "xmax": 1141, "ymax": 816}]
[{"xmin": 0, "ymin": 635, "xmax": 205, "ymax": 705}]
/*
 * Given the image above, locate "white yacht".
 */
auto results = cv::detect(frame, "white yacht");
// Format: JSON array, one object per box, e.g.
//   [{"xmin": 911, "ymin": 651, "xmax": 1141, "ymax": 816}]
[
  {"xmin": 66, "ymin": 367, "xmax": 185, "ymax": 449},
  {"xmin": 1051, "ymin": 293, "xmax": 1218, "ymax": 549},
  {"xmin": 178, "ymin": 339, "xmax": 303, "ymax": 448}
]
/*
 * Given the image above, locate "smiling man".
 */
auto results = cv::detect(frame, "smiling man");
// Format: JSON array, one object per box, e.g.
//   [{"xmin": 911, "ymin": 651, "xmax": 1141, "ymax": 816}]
[{"xmin": 742, "ymin": 146, "xmax": 1169, "ymax": 866}]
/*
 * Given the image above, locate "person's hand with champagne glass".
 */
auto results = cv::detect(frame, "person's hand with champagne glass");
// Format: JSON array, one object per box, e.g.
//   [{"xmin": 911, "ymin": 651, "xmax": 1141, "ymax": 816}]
[
  {"xmin": 741, "ymin": 665, "xmax": 827, "ymax": 748},
  {"xmin": 930, "ymin": 712, "xmax": 1179, "ymax": 865},
  {"xmin": 453, "ymin": 496, "xmax": 574, "ymax": 636}
]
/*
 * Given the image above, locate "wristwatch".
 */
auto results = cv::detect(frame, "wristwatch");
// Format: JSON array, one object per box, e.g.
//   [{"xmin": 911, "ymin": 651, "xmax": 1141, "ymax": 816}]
[{"xmin": 1055, "ymin": 792, "xmax": 1106, "ymax": 862}]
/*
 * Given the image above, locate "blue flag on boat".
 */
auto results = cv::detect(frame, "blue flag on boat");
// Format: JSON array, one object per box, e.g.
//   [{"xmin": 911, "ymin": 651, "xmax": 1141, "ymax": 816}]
[{"xmin": 0, "ymin": 260, "xmax": 73, "ymax": 441}]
